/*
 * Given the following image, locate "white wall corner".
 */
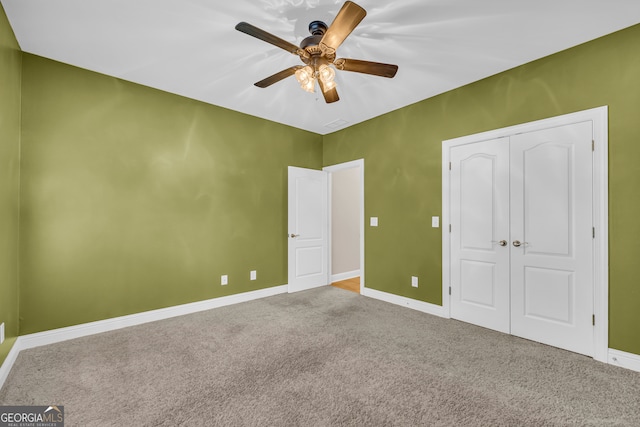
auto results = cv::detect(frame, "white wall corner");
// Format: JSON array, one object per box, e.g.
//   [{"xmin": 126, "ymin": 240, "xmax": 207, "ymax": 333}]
[
  {"xmin": 363, "ymin": 287, "xmax": 449, "ymax": 318},
  {"xmin": 608, "ymin": 348, "xmax": 640, "ymax": 373}
]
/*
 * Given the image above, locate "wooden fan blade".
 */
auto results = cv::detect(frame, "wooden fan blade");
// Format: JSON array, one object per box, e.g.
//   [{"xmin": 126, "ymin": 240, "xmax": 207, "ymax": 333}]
[
  {"xmin": 254, "ymin": 66, "xmax": 303, "ymax": 88},
  {"xmin": 320, "ymin": 1, "xmax": 366, "ymax": 54},
  {"xmin": 318, "ymin": 79, "xmax": 340, "ymax": 103},
  {"xmin": 334, "ymin": 58, "xmax": 398, "ymax": 78},
  {"xmin": 236, "ymin": 22, "xmax": 301, "ymax": 55}
]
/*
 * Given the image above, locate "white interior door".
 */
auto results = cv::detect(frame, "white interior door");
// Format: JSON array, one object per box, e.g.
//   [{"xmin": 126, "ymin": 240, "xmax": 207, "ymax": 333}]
[
  {"xmin": 288, "ymin": 166, "xmax": 329, "ymax": 293},
  {"xmin": 448, "ymin": 121, "xmax": 594, "ymax": 357},
  {"xmin": 510, "ymin": 122, "xmax": 594, "ymax": 355},
  {"xmin": 450, "ymin": 138, "xmax": 511, "ymax": 333}
]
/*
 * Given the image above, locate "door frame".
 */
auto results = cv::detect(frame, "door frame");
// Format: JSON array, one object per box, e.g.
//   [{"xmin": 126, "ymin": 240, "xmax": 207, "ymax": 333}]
[
  {"xmin": 324, "ymin": 159, "xmax": 365, "ymax": 293},
  {"xmin": 442, "ymin": 106, "xmax": 609, "ymax": 362}
]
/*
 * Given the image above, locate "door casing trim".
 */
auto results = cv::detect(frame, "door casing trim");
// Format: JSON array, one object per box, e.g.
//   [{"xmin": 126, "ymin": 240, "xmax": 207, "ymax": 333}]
[
  {"xmin": 442, "ymin": 106, "xmax": 608, "ymax": 362},
  {"xmin": 324, "ymin": 159, "xmax": 365, "ymax": 294}
]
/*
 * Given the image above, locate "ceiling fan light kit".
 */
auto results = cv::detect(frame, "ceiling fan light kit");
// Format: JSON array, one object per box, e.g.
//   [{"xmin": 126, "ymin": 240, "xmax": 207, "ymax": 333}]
[
  {"xmin": 294, "ymin": 63, "xmax": 336, "ymax": 94},
  {"xmin": 235, "ymin": 1, "xmax": 398, "ymax": 103}
]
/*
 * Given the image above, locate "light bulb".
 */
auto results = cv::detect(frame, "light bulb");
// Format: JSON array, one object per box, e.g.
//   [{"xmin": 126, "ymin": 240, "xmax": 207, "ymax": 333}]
[
  {"xmin": 318, "ymin": 64, "xmax": 335, "ymax": 83},
  {"xmin": 318, "ymin": 64, "xmax": 336, "ymax": 93},
  {"xmin": 321, "ymin": 79, "xmax": 336, "ymax": 91},
  {"xmin": 295, "ymin": 66, "xmax": 313, "ymax": 84},
  {"xmin": 301, "ymin": 78, "xmax": 315, "ymax": 93}
]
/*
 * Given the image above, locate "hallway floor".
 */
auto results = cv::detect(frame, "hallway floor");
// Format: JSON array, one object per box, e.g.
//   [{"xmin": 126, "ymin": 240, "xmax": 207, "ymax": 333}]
[{"xmin": 331, "ymin": 277, "xmax": 360, "ymax": 293}]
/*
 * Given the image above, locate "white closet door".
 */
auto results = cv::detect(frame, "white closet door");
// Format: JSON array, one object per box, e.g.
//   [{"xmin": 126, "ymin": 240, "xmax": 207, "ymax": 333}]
[
  {"xmin": 450, "ymin": 139, "xmax": 511, "ymax": 333},
  {"xmin": 509, "ymin": 121, "xmax": 594, "ymax": 356}
]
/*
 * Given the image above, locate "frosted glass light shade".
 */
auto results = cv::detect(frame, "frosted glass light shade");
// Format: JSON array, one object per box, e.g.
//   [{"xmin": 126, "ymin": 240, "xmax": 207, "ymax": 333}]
[{"xmin": 295, "ymin": 66, "xmax": 315, "ymax": 93}]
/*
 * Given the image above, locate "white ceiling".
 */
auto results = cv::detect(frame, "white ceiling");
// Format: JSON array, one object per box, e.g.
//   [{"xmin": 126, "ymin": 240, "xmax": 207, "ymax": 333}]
[{"xmin": 3, "ymin": 0, "xmax": 640, "ymax": 135}]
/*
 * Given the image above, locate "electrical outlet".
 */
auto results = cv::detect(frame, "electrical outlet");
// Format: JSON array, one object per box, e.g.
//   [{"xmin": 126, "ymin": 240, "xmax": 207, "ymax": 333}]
[
  {"xmin": 250, "ymin": 270, "xmax": 257, "ymax": 281},
  {"xmin": 0, "ymin": 323, "xmax": 4, "ymax": 344},
  {"xmin": 221, "ymin": 275, "xmax": 228, "ymax": 286},
  {"xmin": 411, "ymin": 276, "xmax": 419, "ymax": 288}
]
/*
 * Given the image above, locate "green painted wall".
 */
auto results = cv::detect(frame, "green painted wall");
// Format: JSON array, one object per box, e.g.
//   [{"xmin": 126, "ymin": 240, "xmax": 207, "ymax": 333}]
[
  {"xmin": 2, "ymin": 15, "xmax": 639, "ymax": 368},
  {"xmin": 19, "ymin": 55, "xmax": 322, "ymax": 334},
  {"xmin": 0, "ymin": 5, "xmax": 21, "ymax": 366},
  {"xmin": 324, "ymin": 23, "xmax": 640, "ymax": 356}
]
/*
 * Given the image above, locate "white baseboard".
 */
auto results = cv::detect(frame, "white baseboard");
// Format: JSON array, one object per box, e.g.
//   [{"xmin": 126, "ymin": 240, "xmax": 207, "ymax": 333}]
[
  {"xmin": 363, "ymin": 287, "xmax": 449, "ymax": 318},
  {"xmin": 362, "ymin": 289, "xmax": 640, "ymax": 373},
  {"xmin": 608, "ymin": 348, "xmax": 640, "ymax": 373},
  {"xmin": 4, "ymin": 284, "xmax": 640, "ymax": 390},
  {"xmin": 288, "ymin": 282, "xmax": 328, "ymax": 293},
  {"xmin": 331, "ymin": 270, "xmax": 360, "ymax": 283},
  {"xmin": 0, "ymin": 284, "xmax": 288, "ymax": 390},
  {"xmin": 0, "ymin": 340, "xmax": 21, "ymax": 391}
]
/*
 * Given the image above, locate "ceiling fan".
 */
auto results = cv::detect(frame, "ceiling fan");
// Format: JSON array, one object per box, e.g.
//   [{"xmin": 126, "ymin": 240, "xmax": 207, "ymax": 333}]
[{"xmin": 235, "ymin": 1, "xmax": 398, "ymax": 103}]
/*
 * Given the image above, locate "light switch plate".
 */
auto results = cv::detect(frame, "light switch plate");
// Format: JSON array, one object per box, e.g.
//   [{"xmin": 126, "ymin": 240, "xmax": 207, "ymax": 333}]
[
  {"xmin": 221, "ymin": 275, "xmax": 228, "ymax": 286},
  {"xmin": 250, "ymin": 270, "xmax": 257, "ymax": 281},
  {"xmin": 370, "ymin": 217, "xmax": 378, "ymax": 227},
  {"xmin": 0, "ymin": 322, "xmax": 4, "ymax": 344},
  {"xmin": 411, "ymin": 276, "xmax": 419, "ymax": 288},
  {"xmin": 432, "ymin": 216, "xmax": 440, "ymax": 228}
]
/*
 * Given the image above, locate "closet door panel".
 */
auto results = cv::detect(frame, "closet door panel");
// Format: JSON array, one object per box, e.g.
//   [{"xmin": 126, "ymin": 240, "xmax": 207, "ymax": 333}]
[
  {"xmin": 450, "ymin": 139, "xmax": 510, "ymax": 333},
  {"xmin": 510, "ymin": 121, "xmax": 594, "ymax": 356}
]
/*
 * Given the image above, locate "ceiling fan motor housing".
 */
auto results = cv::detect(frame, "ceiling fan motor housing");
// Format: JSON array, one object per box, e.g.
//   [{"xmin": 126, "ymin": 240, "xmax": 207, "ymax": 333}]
[
  {"xmin": 300, "ymin": 20, "xmax": 333, "ymax": 64},
  {"xmin": 308, "ymin": 20, "xmax": 328, "ymax": 36},
  {"xmin": 300, "ymin": 34, "xmax": 323, "ymax": 51},
  {"xmin": 300, "ymin": 21, "xmax": 327, "ymax": 50}
]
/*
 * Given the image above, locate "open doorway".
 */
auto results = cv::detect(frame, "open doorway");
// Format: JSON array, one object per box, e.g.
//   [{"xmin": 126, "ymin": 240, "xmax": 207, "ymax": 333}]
[{"xmin": 324, "ymin": 159, "xmax": 364, "ymax": 294}]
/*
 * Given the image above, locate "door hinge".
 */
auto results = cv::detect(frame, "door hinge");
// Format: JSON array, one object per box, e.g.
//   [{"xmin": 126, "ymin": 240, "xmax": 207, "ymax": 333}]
[
  {"xmin": 592, "ymin": 140, "xmax": 595, "ymax": 152},
  {"xmin": 593, "ymin": 227, "xmax": 595, "ymax": 239},
  {"xmin": 449, "ymin": 286, "xmax": 452, "ymax": 295},
  {"xmin": 449, "ymin": 162, "xmax": 452, "ymax": 170},
  {"xmin": 449, "ymin": 224, "xmax": 452, "ymax": 233},
  {"xmin": 592, "ymin": 314, "xmax": 595, "ymax": 326}
]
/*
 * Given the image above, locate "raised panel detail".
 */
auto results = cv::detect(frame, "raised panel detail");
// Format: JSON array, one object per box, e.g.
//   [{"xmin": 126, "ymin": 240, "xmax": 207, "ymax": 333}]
[
  {"xmin": 524, "ymin": 267, "xmax": 573, "ymax": 324},
  {"xmin": 460, "ymin": 260, "xmax": 496, "ymax": 308},
  {"xmin": 523, "ymin": 143, "xmax": 573, "ymax": 256},
  {"xmin": 295, "ymin": 177, "xmax": 324, "ymax": 240},
  {"xmin": 460, "ymin": 155, "xmax": 496, "ymax": 251},
  {"xmin": 295, "ymin": 247, "xmax": 324, "ymax": 278}
]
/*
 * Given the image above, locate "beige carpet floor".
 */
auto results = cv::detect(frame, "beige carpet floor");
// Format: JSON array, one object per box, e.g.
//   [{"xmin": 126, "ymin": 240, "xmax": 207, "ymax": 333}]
[{"xmin": 1, "ymin": 286, "xmax": 640, "ymax": 426}]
